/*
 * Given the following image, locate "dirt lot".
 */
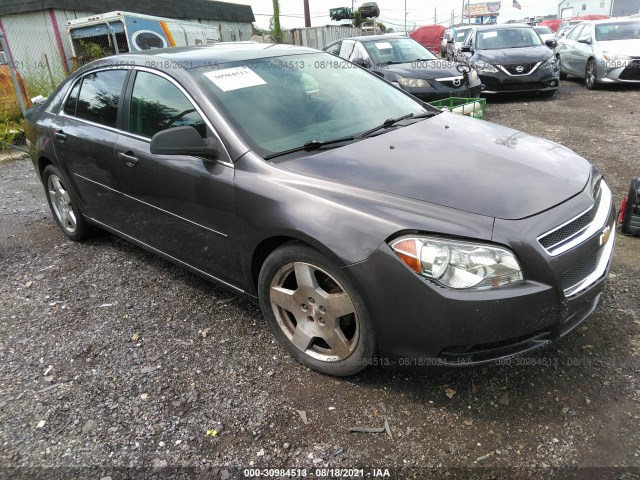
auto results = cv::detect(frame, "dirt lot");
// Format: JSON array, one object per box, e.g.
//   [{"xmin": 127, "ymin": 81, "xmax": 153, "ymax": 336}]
[{"xmin": 1, "ymin": 80, "xmax": 640, "ymax": 480}]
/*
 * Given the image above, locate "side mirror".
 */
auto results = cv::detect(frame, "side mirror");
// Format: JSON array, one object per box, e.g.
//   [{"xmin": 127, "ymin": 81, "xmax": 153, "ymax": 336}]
[
  {"xmin": 150, "ymin": 126, "xmax": 219, "ymax": 159},
  {"xmin": 461, "ymin": 45, "xmax": 472, "ymax": 53},
  {"xmin": 545, "ymin": 39, "xmax": 558, "ymax": 49},
  {"xmin": 352, "ymin": 57, "xmax": 370, "ymax": 68},
  {"xmin": 577, "ymin": 37, "xmax": 591, "ymax": 45},
  {"xmin": 447, "ymin": 38, "xmax": 454, "ymax": 43}
]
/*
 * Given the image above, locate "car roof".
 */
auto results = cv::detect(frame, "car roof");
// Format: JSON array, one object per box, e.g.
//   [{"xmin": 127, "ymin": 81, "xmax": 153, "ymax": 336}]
[
  {"xmin": 344, "ymin": 34, "xmax": 412, "ymax": 42},
  {"xmin": 80, "ymin": 43, "xmax": 320, "ymax": 72},
  {"xmin": 474, "ymin": 23, "xmax": 534, "ymax": 30},
  {"xmin": 590, "ymin": 17, "xmax": 640, "ymax": 24}
]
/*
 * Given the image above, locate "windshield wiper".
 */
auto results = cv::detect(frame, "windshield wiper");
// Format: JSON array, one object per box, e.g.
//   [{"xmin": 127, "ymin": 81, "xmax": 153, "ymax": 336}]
[
  {"xmin": 263, "ymin": 135, "xmax": 357, "ymax": 160},
  {"xmin": 359, "ymin": 112, "xmax": 435, "ymax": 138}
]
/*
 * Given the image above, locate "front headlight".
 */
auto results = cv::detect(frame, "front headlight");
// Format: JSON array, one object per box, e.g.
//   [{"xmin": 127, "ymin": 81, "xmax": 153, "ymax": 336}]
[
  {"xmin": 603, "ymin": 52, "xmax": 632, "ymax": 62},
  {"xmin": 474, "ymin": 61, "xmax": 498, "ymax": 73},
  {"xmin": 398, "ymin": 78, "xmax": 431, "ymax": 88},
  {"xmin": 390, "ymin": 236, "xmax": 524, "ymax": 290}
]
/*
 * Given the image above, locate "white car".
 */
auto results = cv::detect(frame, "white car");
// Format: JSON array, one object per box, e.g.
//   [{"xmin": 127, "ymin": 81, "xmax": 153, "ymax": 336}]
[{"xmin": 557, "ymin": 18, "xmax": 640, "ymax": 89}]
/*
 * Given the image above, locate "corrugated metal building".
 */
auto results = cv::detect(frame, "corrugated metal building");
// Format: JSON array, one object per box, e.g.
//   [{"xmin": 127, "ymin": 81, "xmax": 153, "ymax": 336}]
[
  {"xmin": 0, "ymin": 0, "xmax": 254, "ymax": 83},
  {"xmin": 558, "ymin": 0, "xmax": 640, "ymax": 18}
]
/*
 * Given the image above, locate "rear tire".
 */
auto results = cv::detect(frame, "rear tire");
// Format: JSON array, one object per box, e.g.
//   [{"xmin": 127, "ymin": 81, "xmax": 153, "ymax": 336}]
[
  {"xmin": 258, "ymin": 242, "xmax": 376, "ymax": 376},
  {"xmin": 43, "ymin": 164, "xmax": 91, "ymax": 241}
]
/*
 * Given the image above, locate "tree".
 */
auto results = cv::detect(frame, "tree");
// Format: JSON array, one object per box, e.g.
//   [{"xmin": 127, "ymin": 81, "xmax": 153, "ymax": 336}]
[{"xmin": 271, "ymin": 0, "xmax": 283, "ymax": 43}]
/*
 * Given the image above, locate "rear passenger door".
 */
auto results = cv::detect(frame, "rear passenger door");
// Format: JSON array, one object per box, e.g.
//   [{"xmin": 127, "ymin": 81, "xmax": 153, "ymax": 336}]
[
  {"xmin": 50, "ymin": 68, "xmax": 133, "ymax": 233},
  {"xmin": 114, "ymin": 69, "xmax": 240, "ymax": 285}
]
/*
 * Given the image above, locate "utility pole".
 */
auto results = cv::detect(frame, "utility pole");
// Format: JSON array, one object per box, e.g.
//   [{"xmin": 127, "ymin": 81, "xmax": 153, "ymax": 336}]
[
  {"xmin": 303, "ymin": 0, "xmax": 310, "ymax": 27},
  {"xmin": 434, "ymin": 7, "xmax": 437, "ymax": 24},
  {"xmin": 461, "ymin": 0, "xmax": 465, "ymax": 26},
  {"xmin": 404, "ymin": 0, "xmax": 407, "ymax": 32}
]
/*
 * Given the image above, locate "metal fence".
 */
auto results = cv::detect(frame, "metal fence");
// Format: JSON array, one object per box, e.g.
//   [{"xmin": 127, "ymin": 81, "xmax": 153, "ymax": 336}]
[{"xmin": 288, "ymin": 26, "xmax": 363, "ymax": 50}]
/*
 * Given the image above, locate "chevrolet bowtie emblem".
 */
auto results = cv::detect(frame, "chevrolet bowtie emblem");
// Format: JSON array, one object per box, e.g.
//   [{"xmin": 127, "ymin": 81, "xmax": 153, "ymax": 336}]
[{"xmin": 599, "ymin": 226, "xmax": 611, "ymax": 247}]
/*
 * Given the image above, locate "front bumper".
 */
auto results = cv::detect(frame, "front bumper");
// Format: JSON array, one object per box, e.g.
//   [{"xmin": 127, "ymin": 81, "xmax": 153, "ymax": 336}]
[
  {"xmin": 404, "ymin": 82, "xmax": 482, "ymax": 101},
  {"xmin": 598, "ymin": 58, "xmax": 640, "ymax": 83},
  {"xmin": 479, "ymin": 64, "xmax": 560, "ymax": 94},
  {"xmin": 343, "ymin": 183, "xmax": 616, "ymax": 370}
]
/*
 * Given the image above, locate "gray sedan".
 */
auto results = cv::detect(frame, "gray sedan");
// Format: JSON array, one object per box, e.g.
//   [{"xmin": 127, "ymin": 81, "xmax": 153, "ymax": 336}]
[
  {"xmin": 24, "ymin": 44, "xmax": 615, "ymax": 376},
  {"xmin": 557, "ymin": 18, "xmax": 640, "ymax": 89}
]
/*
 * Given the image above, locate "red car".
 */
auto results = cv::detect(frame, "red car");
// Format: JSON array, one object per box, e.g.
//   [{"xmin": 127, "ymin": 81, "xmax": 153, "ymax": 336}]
[{"xmin": 409, "ymin": 25, "xmax": 446, "ymax": 56}]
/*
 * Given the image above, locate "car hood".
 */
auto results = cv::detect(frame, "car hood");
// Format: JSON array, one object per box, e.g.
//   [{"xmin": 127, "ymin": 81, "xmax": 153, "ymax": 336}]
[
  {"xmin": 278, "ymin": 113, "xmax": 591, "ymax": 220},
  {"xmin": 597, "ymin": 39, "xmax": 640, "ymax": 56},
  {"xmin": 475, "ymin": 45, "xmax": 553, "ymax": 64},
  {"xmin": 372, "ymin": 61, "xmax": 461, "ymax": 79}
]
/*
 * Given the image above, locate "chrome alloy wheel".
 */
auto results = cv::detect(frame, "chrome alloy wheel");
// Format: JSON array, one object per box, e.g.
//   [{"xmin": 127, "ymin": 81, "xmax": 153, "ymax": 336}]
[
  {"xmin": 47, "ymin": 174, "xmax": 77, "ymax": 234},
  {"xmin": 269, "ymin": 262, "xmax": 359, "ymax": 362}
]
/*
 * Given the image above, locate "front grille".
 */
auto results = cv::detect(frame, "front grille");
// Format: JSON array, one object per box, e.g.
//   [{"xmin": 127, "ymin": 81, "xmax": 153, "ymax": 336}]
[
  {"xmin": 619, "ymin": 60, "xmax": 640, "ymax": 81},
  {"xmin": 437, "ymin": 77, "xmax": 464, "ymax": 88},
  {"xmin": 539, "ymin": 184, "xmax": 603, "ymax": 251},
  {"xmin": 561, "ymin": 246, "xmax": 604, "ymax": 296},
  {"xmin": 500, "ymin": 62, "xmax": 538, "ymax": 75},
  {"xmin": 496, "ymin": 81, "xmax": 545, "ymax": 91}
]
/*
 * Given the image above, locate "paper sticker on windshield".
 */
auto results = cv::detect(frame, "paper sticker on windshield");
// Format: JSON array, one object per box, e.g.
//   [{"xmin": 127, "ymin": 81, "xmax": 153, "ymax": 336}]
[
  {"xmin": 204, "ymin": 67, "xmax": 266, "ymax": 92},
  {"xmin": 375, "ymin": 42, "xmax": 393, "ymax": 49},
  {"xmin": 481, "ymin": 31, "xmax": 498, "ymax": 39}
]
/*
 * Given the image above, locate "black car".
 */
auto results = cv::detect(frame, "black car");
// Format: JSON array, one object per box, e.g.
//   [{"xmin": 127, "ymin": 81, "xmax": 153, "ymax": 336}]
[
  {"xmin": 323, "ymin": 35, "xmax": 482, "ymax": 101},
  {"xmin": 25, "ymin": 44, "xmax": 615, "ymax": 376},
  {"xmin": 461, "ymin": 24, "xmax": 560, "ymax": 95}
]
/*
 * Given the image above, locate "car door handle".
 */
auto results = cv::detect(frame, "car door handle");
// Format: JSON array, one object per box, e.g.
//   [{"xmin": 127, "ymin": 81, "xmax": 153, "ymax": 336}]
[
  {"xmin": 54, "ymin": 130, "xmax": 66, "ymax": 142},
  {"xmin": 119, "ymin": 151, "xmax": 139, "ymax": 167}
]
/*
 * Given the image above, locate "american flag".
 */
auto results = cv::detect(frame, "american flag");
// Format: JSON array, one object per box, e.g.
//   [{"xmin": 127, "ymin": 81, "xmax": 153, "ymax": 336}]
[{"xmin": 513, "ymin": 0, "xmax": 522, "ymax": 9}]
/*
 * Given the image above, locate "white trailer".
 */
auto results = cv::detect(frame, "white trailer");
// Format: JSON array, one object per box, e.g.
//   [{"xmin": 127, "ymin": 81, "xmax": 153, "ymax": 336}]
[{"xmin": 67, "ymin": 11, "xmax": 220, "ymax": 59}]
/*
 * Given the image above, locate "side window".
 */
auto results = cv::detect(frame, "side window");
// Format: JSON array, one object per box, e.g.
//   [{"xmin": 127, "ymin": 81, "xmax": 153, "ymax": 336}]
[
  {"xmin": 340, "ymin": 40, "xmax": 356, "ymax": 60},
  {"xmin": 63, "ymin": 79, "xmax": 81, "ymax": 116},
  {"xmin": 76, "ymin": 70, "xmax": 127, "ymax": 127},
  {"xmin": 129, "ymin": 71, "xmax": 206, "ymax": 139},
  {"xmin": 567, "ymin": 24, "xmax": 584, "ymax": 40},
  {"xmin": 577, "ymin": 25, "xmax": 592, "ymax": 41},
  {"xmin": 325, "ymin": 42, "xmax": 342, "ymax": 56}
]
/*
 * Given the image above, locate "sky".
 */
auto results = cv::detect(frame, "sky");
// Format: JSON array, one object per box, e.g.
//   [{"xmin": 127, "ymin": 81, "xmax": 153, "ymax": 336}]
[{"xmin": 231, "ymin": 0, "xmax": 561, "ymax": 31}]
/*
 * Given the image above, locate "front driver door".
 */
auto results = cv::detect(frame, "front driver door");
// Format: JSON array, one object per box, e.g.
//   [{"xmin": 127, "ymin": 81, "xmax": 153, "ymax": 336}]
[{"xmin": 114, "ymin": 69, "xmax": 241, "ymax": 286}]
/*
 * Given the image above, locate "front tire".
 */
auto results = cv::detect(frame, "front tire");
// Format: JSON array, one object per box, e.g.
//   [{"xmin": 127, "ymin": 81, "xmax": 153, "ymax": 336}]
[
  {"xmin": 258, "ymin": 242, "xmax": 376, "ymax": 376},
  {"xmin": 585, "ymin": 59, "xmax": 598, "ymax": 90},
  {"xmin": 43, "ymin": 164, "xmax": 91, "ymax": 241}
]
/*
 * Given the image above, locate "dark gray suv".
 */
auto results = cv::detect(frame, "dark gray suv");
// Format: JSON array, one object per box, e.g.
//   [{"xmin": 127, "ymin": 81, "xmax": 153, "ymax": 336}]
[{"xmin": 25, "ymin": 44, "xmax": 615, "ymax": 376}]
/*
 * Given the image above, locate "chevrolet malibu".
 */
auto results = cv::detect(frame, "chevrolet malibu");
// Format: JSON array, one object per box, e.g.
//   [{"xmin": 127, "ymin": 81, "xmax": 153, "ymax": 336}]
[{"xmin": 25, "ymin": 44, "xmax": 616, "ymax": 376}]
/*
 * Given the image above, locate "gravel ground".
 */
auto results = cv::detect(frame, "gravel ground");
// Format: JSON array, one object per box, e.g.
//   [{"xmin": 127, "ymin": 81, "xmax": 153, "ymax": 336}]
[{"xmin": 1, "ymin": 80, "xmax": 640, "ymax": 480}]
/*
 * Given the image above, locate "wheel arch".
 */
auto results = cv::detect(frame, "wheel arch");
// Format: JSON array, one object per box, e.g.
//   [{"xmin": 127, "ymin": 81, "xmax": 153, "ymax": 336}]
[
  {"xmin": 249, "ymin": 233, "xmax": 348, "ymax": 294},
  {"xmin": 37, "ymin": 156, "xmax": 53, "ymax": 181}
]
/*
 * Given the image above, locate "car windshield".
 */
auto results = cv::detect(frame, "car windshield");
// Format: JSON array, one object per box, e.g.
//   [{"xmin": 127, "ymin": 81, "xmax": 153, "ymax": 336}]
[
  {"xmin": 595, "ymin": 21, "xmax": 640, "ymax": 41},
  {"xmin": 535, "ymin": 26, "xmax": 552, "ymax": 35},
  {"xmin": 195, "ymin": 53, "xmax": 429, "ymax": 158},
  {"xmin": 476, "ymin": 27, "xmax": 544, "ymax": 49},
  {"xmin": 455, "ymin": 28, "xmax": 472, "ymax": 41},
  {"xmin": 361, "ymin": 38, "xmax": 436, "ymax": 64}
]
